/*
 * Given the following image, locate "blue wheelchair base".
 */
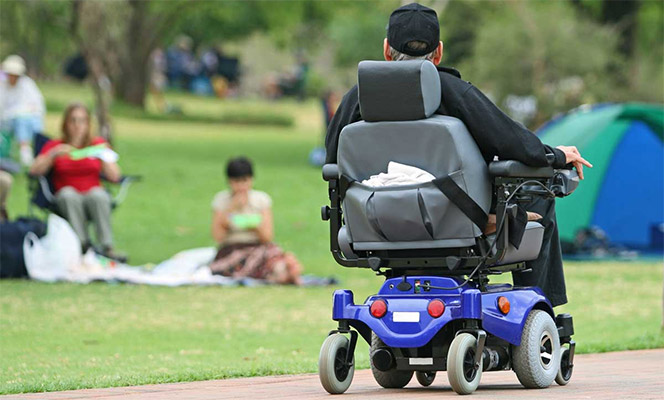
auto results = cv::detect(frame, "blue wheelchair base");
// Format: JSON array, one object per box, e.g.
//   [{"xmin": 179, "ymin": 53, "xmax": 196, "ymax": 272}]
[
  {"xmin": 333, "ymin": 275, "xmax": 552, "ymax": 349},
  {"xmin": 321, "ymin": 275, "xmax": 575, "ymax": 394}
]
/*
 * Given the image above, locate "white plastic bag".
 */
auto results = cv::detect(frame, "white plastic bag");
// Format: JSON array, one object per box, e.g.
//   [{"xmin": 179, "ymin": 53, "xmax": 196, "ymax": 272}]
[{"xmin": 23, "ymin": 214, "xmax": 82, "ymax": 282}]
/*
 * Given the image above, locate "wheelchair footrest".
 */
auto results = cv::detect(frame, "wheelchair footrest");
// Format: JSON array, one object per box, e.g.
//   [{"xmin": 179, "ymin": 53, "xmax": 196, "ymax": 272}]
[{"xmin": 556, "ymin": 313, "xmax": 574, "ymax": 339}]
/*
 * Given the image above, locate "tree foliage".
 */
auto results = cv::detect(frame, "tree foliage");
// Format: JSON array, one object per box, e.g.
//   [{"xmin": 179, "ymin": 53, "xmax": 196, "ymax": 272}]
[
  {"xmin": 0, "ymin": 0, "xmax": 661, "ymax": 123},
  {"xmin": 327, "ymin": 2, "xmax": 398, "ymax": 68},
  {"xmin": 458, "ymin": 1, "xmax": 626, "ymax": 125},
  {"xmin": 0, "ymin": 1, "xmax": 74, "ymax": 77}
]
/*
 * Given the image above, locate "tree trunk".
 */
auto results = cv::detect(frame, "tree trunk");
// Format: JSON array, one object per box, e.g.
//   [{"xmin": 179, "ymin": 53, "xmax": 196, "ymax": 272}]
[
  {"xmin": 71, "ymin": 0, "xmax": 184, "ymax": 110},
  {"xmin": 115, "ymin": 0, "xmax": 151, "ymax": 108},
  {"xmin": 88, "ymin": 61, "xmax": 113, "ymax": 143},
  {"xmin": 601, "ymin": 0, "xmax": 640, "ymax": 57},
  {"xmin": 117, "ymin": 70, "xmax": 148, "ymax": 107},
  {"xmin": 70, "ymin": 0, "xmax": 113, "ymax": 142}
]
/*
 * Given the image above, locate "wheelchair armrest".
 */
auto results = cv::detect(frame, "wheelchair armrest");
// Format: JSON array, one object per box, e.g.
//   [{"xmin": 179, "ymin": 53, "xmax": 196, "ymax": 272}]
[
  {"xmin": 111, "ymin": 175, "xmax": 142, "ymax": 205},
  {"xmin": 489, "ymin": 160, "xmax": 554, "ymax": 178},
  {"xmin": 101, "ymin": 174, "xmax": 143, "ymax": 184},
  {"xmin": 34, "ymin": 175, "xmax": 56, "ymax": 203},
  {"xmin": 551, "ymin": 169, "xmax": 579, "ymax": 197},
  {"xmin": 322, "ymin": 163, "xmax": 339, "ymax": 181},
  {"xmin": 119, "ymin": 174, "xmax": 143, "ymax": 183}
]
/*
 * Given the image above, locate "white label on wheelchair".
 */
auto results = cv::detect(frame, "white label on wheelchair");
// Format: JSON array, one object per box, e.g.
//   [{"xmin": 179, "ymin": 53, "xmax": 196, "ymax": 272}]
[
  {"xmin": 392, "ymin": 312, "xmax": 420, "ymax": 323},
  {"xmin": 409, "ymin": 358, "xmax": 434, "ymax": 365}
]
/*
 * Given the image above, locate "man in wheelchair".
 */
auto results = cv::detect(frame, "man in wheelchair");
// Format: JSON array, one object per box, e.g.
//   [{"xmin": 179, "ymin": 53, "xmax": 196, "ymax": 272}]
[
  {"xmin": 318, "ymin": 3, "xmax": 590, "ymax": 395},
  {"xmin": 325, "ymin": 3, "xmax": 591, "ymax": 308}
]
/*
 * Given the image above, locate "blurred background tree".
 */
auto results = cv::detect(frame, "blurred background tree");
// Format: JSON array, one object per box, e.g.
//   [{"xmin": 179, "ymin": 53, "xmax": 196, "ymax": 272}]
[
  {"xmin": 0, "ymin": 0, "xmax": 661, "ymax": 130},
  {"xmin": 0, "ymin": 0, "xmax": 74, "ymax": 77},
  {"xmin": 458, "ymin": 1, "xmax": 622, "ymax": 125}
]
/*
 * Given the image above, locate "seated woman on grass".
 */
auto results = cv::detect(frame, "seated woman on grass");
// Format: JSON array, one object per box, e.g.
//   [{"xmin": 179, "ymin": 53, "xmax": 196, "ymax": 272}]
[
  {"xmin": 210, "ymin": 157, "xmax": 302, "ymax": 284},
  {"xmin": 29, "ymin": 103, "xmax": 124, "ymax": 260}
]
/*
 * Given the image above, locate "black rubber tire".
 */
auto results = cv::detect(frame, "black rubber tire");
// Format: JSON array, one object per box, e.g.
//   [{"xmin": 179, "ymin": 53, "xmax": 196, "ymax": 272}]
[
  {"xmin": 319, "ymin": 334, "xmax": 354, "ymax": 394},
  {"xmin": 370, "ymin": 333, "xmax": 413, "ymax": 388},
  {"xmin": 512, "ymin": 310, "xmax": 561, "ymax": 389},
  {"xmin": 416, "ymin": 371, "xmax": 436, "ymax": 387},
  {"xmin": 555, "ymin": 347, "xmax": 573, "ymax": 386},
  {"xmin": 446, "ymin": 333, "xmax": 482, "ymax": 395}
]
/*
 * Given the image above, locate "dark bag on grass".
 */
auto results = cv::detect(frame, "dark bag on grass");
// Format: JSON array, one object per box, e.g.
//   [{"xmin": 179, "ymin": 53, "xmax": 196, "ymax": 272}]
[{"xmin": 0, "ymin": 217, "xmax": 47, "ymax": 278}]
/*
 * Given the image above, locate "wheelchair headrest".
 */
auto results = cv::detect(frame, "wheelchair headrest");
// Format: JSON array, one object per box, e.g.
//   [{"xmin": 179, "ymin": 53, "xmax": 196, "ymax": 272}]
[{"xmin": 358, "ymin": 60, "xmax": 441, "ymax": 122}]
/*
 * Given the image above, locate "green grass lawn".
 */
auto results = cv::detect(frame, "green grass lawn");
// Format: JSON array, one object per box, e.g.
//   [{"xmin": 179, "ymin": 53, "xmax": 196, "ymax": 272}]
[{"xmin": 1, "ymin": 82, "xmax": 663, "ymax": 394}]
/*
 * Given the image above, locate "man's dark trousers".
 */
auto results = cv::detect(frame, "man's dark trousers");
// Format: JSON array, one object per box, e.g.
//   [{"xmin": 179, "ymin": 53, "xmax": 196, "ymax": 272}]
[{"xmin": 513, "ymin": 196, "xmax": 567, "ymax": 307}]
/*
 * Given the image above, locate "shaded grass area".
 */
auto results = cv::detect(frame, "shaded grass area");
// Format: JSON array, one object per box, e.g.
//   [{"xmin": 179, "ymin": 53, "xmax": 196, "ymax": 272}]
[
  {"xmin": 44, "ymin": 82, "xmax": 295, "ymax": 127},
  {"xmin": 1, "ymin": 82, "xmax": 662, "ymax": 394}
]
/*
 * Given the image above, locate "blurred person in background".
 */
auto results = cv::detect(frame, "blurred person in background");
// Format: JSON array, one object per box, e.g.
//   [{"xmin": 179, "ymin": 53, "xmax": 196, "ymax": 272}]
[
  {"xmin": 166, "ymin": 35, "xmax": 195, "ymax": 89},
  {"xmin": 0, "ymin": 170, "xmax": 11, "ymax": 221},
  {"xmin": 0, "ymin": 55, "xmax": 45, "ymax": 167},
  {"xmin": 29, "ymin": 103, "xmax": 125, "ymax": 260},
  {"xmin": 149, "ymin": 48, "xmax": 168, "ymax": 113},
  {"xmin": 212, "ymin": 45, "xmax": 241, "ymax": 98},
  {"xmin": 210, "ymin": 157, "xmax": 302, "ymax": 284}
]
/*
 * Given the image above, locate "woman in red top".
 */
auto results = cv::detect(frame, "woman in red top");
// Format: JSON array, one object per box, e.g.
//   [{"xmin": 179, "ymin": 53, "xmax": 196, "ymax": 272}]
[{"xmin": 30, "ymin": 103, "xmax": 122, "ymax": 258}]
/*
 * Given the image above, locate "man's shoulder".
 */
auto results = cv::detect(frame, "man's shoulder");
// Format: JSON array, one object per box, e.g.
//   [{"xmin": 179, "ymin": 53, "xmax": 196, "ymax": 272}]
[
  {"xmin": 335, "ymin": 85, "xmax": 360, "ymax": 115},
  {"xmin": 437, "ymin": 66, "xmax": 462, "ymax": 79},
  {"xmin": 437, "ymin": 66, "xmax": 471, "ymax": 88},
  {"xmin": 343, "ymin": 84, "xmax": 359, "ymax": 100}
]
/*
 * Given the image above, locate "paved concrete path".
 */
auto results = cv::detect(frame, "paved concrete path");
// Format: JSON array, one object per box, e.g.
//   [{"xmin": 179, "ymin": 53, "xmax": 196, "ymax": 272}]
[{"xmin": 4, "ymin": 349, "xmax": 663, "ymax": 399}]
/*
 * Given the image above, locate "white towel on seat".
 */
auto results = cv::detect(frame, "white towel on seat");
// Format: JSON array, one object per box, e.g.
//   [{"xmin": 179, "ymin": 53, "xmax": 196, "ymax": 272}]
[{"xmin": 361, "ymin": 161, "xmax": 435, "ymax": 187}]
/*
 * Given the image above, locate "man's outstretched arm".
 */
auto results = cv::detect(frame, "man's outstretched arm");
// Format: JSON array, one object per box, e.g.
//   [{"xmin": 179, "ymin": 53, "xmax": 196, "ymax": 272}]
[
  {"xmin": 455, "ymin": 85, "xmax": 593, "ymax": 177},
  {"xmin": 454, "ymin": 85, "xmax": 568, "ymax": 167}
]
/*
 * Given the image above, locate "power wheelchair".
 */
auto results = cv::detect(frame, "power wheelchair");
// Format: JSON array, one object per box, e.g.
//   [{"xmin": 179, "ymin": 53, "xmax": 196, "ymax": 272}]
[{"xmin": 318, "ymin": 60, "xmax": 578, "ymax": 395}]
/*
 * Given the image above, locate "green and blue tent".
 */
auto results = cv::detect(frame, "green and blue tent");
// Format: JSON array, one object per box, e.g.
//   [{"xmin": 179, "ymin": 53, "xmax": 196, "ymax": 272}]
[{"xmin": 537, "ymin": 103, "xmax": 664, "ymax": 251}]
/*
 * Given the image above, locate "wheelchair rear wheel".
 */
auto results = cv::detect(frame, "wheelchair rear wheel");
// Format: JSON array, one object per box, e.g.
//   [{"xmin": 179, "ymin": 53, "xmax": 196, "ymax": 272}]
[
  {"xmin": 370, "ymin": 333, "xmax": 413, "ymax": 388},
  {"xmin": 512, "ymin": 310, "xmax": 561, "ymax": 388},
  {"xmin": 416, "ymin": 371, "xmax": 436, "ymax": 386},
  {"xmin": 319, "ymin": 333, "xmax": 354, "ymax": 394}
]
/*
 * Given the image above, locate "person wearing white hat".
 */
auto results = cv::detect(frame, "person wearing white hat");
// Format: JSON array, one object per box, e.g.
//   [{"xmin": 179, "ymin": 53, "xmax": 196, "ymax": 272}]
[{"xmin": 0, "ymin": 55, "xmax": 46, "ymax": 166}]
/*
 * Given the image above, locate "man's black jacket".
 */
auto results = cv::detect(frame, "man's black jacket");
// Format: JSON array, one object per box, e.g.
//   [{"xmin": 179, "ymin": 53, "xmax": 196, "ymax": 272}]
[{"xmin": 325, "ymin": 66, "xmax": 567, "ymax": 169}]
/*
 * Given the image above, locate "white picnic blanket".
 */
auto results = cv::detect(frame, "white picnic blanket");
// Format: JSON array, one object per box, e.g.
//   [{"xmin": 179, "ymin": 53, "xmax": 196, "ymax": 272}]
[
  {"xmin": 23, "ymin": 215, "xmax": 234, "ymax": 286},
  {"xmin": 22, "ymin": 215, "xmax": 333, "ymax": 287}
]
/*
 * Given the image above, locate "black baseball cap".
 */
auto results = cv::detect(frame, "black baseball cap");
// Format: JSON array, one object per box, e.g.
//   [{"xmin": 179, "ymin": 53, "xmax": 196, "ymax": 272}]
[{"xmin": 387, "ymin": 3, "xmax": 440, "ymax": 57}]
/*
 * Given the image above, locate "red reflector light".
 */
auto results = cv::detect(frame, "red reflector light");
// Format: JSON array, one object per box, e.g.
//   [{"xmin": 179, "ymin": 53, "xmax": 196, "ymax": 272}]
[
  {"xmin": 370, "ymin": 299, "xmax": 387, "ymax": 318},
  {"xmin": 497, "ymin": 296, "xmax": 510, "ymax": 314},
  {"xmin": 427, "ymin": 299, "xmax": 445, "ymax": 318}
]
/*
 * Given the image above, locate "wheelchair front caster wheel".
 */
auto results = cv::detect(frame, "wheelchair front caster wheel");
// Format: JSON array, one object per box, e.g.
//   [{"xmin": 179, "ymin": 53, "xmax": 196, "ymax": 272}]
[
  {"xmin": 416, "ymin": 371, "xmax": 436, "ymax": 387},
  {"xmin": 555, "ymin": 347, "xmax": 573, "ymax": 386},
  {"xmin": 447, "ymin": 333, "xmax": 482, "ymax": 395},
  {"xmin": 319, "ymin": 333, "xmax": 354, "ymax": 394}
]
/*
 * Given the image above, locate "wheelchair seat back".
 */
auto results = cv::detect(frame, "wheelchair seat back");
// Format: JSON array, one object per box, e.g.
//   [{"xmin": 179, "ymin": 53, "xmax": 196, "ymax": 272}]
[{"xmin": 337, "ymin": 60, "xmax": 491, "ymax": 251}]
